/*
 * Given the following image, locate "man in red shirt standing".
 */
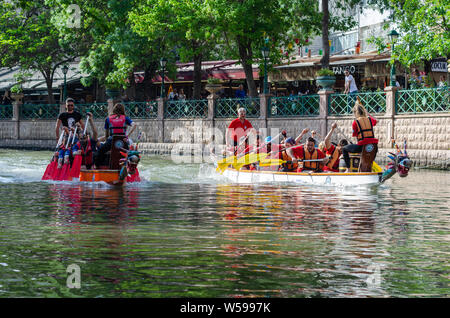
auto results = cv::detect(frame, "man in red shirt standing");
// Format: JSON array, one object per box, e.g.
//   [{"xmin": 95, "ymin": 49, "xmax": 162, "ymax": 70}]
[
  {"xmin": 226, "ymin": 107, "xmax": 255, "ymax": 155},
  {"xmin": 286, "ymin": 137, "xmax": 329, "ymax": 172},
  {"xmin": 342, "ymin": 99, "xmax": 378, "ymax": 172}
]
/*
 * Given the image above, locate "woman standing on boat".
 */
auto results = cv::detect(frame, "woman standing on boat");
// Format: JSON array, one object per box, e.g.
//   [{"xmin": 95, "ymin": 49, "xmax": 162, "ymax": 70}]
[
  {"xmin": 342, "ymin": 97, "xmax": 378, "ymax": 172},
  {"xmin": 94, "ymin": 103, "xmax": 137, "ymax": 167}
]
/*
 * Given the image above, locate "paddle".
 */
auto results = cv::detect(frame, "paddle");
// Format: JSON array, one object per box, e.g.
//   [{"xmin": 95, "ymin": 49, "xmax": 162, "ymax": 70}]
[
  {"xmin": 217, "ymin": 128, "xmax": 258, "ymax": 169},
  {"xmin": 259, "ymin": 158, "xmax": 328, "ymax": 167},
  {"xmin": 42, "ymin": 131, "xmax": 65, "ymax": 180},
  {"xmin": 59, "ymin": 128, "xmax": 77, "ymax": 181},
  {"xmin": 229, "ymin": 131, "xmax": 284, "ymax": 170},
  {"xmin": 69, "ymin": 115, "xmax": 90, "ymax": 180},
  {"xmin": 53, "ymin": 131, "xmax": 72, "ymax": 180}
]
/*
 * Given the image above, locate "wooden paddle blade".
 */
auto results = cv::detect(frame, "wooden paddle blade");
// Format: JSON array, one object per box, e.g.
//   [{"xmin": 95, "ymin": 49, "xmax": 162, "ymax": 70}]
[
  {"xmin": 217, "ymin": 156, "xmax": 237, "ymax": 165},
  {"xmin": 52, "ymin": 166, "xmax": 62, "ymax": 180},
  {"xmin": 233, "ymin": 153, "xmax": 269, "ymax": 169},
  {"xmin": 42, "ymin": 161, "xmax": 56, "ymax": 180},
  {"xmin": 372, "ymin": 161, "xmax": 382, "ymax": 173},
  {"xmin": 69, "ymin": 155, "xmax": 82, "ymax": 179},
  {"xmin": 126, "ymin": 168, "xmax": 141, "ymax": 183},
  {"xmin": 58, "ymin": 163, "xmax": 71, "ymax": 181},
  {"xmin": 259, "ymin": 159, "xmax": 286, "ymax": 167}
]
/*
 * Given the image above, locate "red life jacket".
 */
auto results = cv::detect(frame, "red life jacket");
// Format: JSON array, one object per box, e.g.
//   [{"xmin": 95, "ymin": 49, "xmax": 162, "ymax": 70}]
[
  {"xmin": 108, "ymin": 114, "xmax": 127, "ymax": 135},
  {"xmin": 77, "ymin": 139, "xmax": 93, "ymax": 166}
]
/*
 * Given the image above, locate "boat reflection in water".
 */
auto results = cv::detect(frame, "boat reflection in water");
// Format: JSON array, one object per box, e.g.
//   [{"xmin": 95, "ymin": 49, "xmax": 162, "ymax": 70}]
[
  {"xmin": 214, "ymin": 183, "xmax": 392, "ymax": 297},
  {"xmin": 48, "ymin": 183, "xmax": 140, "ymax": 223}
]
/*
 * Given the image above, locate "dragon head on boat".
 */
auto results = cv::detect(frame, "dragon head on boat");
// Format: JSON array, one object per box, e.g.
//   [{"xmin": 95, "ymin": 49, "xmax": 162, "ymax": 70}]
[
  {"xmin": 119, "ymin": 144, "xmax": 141, "ymax": 180},
  {"xmin": 381, "ymin": 140, "xmax": 412, "ymax": 183}
]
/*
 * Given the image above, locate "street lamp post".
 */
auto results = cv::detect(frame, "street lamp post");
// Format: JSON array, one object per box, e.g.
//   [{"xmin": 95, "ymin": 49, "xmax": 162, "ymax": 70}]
[
  {"xmin": 160, "ymin": 57, "xmax": 168, "ymax": 98},
  {"xmin": 388, "ymin": 30, "xmax": 399, "ymax": 87},
  {"xmin": 261, "ymin": 46, "xmax": 269, "ymax": 94},
  {"xmin": 62, "ymin": 65, "xmax": 69, "ymax": 102}
]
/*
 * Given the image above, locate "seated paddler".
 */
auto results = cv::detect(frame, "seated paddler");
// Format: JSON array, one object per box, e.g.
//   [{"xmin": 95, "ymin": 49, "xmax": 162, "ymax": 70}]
[
  {"xmin": 342, "ymin": 97, "xmax": 378, "ymax": 172},
  {"xmin": 72, "ymin": 112, "xmax": 98, "ymax": 170},
  {"xmin": 318, "ymin": 123, "xmax": 348, "ymax": 172},
  {"xmin": 286, "ymin": 137, "xmax": 329, "ymax": 173},
  {"xmin": 94, "ymin": 103, "xmax": 137, "ymax": 168},
  {"xmin": 279, "ymin": 137, "xmax": 298, "ymax": 172},
  {"xmin": 57, "ymin": 129, "xmax": 75, "ymax": 169}
]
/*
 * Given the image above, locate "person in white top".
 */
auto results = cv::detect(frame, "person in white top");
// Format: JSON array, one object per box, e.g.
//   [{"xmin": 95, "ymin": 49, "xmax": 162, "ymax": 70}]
[
  {"xmin": 344, "ymin": 70, "xmax": 358, "ymax": 94},
  {"xmin": 344, "ymin": 70, "xmax": 358, "ymax": 112}
]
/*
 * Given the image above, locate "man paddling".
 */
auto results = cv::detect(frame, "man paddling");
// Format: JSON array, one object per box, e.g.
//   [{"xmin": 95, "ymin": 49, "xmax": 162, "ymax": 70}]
[
  {"xmin": 55, "ymin": 98, "xmax": 84, "ymax": 140},
  {"xmin": 286, "ymin": 137, "xmax": 329, "ymax": 172},
  {"xmin": 72, "ymin": 112, "xmax": 98, "ymax": 170},
  {"xmin": 226, "ymin": 107, "xmax": 255, "ymax": 156}
]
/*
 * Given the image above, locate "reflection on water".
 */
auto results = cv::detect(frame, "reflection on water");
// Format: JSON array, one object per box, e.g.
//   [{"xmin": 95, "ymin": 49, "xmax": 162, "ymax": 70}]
[{"xmin": 0, "ymin": 150, "xmax": 448, "ymax": 297}]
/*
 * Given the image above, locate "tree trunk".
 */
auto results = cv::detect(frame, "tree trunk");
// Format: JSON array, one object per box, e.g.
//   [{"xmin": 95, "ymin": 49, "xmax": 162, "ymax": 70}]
[
  {"xmin": 43, "ymin": 70, "xmax": 55, "ymax": 105},
  {"xmin": 237, "ymin": 35, "xmax": 257, "ymax": 97},
  {"xmin": 143, "ymin": 61, "xmax": 158, "ymax": 99},
  {"xmin": 320, "ymin": 0, "xmax": 330, "ymax": 69},
  {"xmin": 193, "ymin": 53, "xmax": 203, "ymax": 99}
]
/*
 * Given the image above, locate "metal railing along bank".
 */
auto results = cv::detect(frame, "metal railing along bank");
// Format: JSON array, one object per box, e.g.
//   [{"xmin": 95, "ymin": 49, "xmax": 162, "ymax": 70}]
[{"xmin": 2, "ymin": 88, "xmax": 448, "ymax": 121}]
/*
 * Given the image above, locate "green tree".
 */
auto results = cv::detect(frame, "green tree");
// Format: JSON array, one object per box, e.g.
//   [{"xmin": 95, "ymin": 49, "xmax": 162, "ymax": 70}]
[
  {"xmin": 370, "ymin": 0, "xmax": 450, "ymax": 67},
  {"xmin": 47, "ymin": 0, "xmax": 161, "ymax": 95},
  {"xmin": 319, "ymin": 0, "xmax": 360, "ymax": 69},
  {"xmin": 205, "ymin": 0, "xmax": 321, "ymax": 97},
  {"xmin": 0, "ymin": 0, "xmax": 80, "ymax": 104},
  {"xmin": 130, "ymin": 0, "xmax": 219, "ymax": 99}
]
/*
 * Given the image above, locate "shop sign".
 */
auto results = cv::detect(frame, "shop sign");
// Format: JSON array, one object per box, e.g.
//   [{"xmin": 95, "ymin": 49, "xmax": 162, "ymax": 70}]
[
  {"xmin": 332, "ymin": 65, "xmax": 357, "ymax": 75},
  {"xmin": 269, "ymin": 67, "xmax": 317, "ymax": 82},
  {"xmin": 431, "ymin": 61, "xmax": 448, "ymax": 73}
]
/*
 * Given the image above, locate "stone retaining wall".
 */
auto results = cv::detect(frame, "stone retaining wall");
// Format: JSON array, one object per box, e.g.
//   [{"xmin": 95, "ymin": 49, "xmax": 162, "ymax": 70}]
[{"xmin": 1, "ymin": 88, "xmax": 449, "ymax": 169}]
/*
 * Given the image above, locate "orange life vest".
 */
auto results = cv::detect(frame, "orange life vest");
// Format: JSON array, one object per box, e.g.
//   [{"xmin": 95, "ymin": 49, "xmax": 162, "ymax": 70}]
[
  {"xmin": 281, "ymin": 151, "xmax": 298, "ymax": 171},
  {"xmin": 355, "ymin": 117, "xmax": 375, "ymax": 142},
  {"xmin": 302, "ymin": 148, "xmax": 319, "ymax": 171},
  {"xmin": 325, "ymin": 145, "xmax": 340, "ymax": 170}
]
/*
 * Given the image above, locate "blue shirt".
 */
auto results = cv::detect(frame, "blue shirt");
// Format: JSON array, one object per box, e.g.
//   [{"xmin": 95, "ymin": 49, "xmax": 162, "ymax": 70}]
[{"xmin": 235, "ymin": 89, "xmax": 246, "ymax": 98}]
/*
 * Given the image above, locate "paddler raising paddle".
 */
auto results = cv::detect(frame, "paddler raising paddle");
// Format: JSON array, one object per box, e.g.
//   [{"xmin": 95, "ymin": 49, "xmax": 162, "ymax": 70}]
[{"xmin": 318, "ymin": 123, "xmax": 348, "ymax": 172}]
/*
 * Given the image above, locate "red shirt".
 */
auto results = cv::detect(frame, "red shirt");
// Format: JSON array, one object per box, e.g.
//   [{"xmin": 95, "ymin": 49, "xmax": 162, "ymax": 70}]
[
  {"xmin": 352, "ymin": 116, "xmax": 378, "ymax": 145},
  {"xmin": 291, "ymin": 145, "xmax": 326, "ymax": 160},
  {"xmin": 228, "ymin": 118, "xmax": 253, "ymax": 143}
]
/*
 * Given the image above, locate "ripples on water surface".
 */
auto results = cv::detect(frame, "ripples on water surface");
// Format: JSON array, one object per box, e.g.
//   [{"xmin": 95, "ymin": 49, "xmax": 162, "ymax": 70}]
[{"xmin": 0, "ymin": 149, "xmax": 448, "ymax": 297}]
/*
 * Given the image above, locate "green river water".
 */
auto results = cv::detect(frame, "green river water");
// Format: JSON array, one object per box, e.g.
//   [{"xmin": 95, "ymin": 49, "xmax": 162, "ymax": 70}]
[{"xmin": 0, "ymin": 149, "xmax": 448, "ymax": 298}]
